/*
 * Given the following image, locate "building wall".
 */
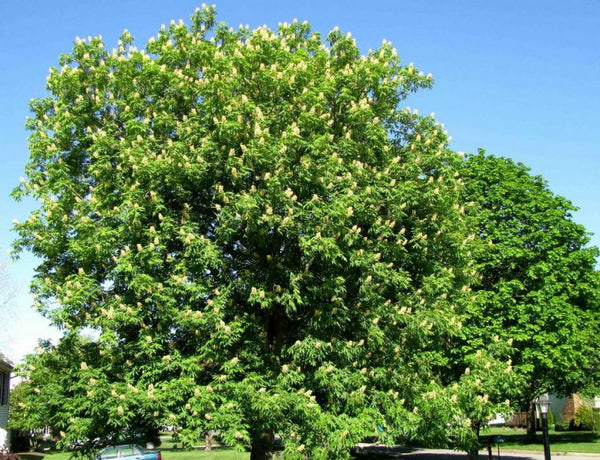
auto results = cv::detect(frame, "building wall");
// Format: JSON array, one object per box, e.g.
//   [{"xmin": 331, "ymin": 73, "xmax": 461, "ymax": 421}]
[
  {"xmin": 548, "ymin": 394, "xmax": 568, "ymax": 424},
  {"xmin": 0, "ymin": 389, "xmax": 8, "ymax": 451},
  {"xmin": 0, "ymin": 359, "xmax": 13, "ymax": 452},
  {"xmin": 0, "ymin": 403, "xmax": 8, "ymax": 428},
  {"xmin": 562, "ymin": 394, "xmax": 583, "ymax": 424}
]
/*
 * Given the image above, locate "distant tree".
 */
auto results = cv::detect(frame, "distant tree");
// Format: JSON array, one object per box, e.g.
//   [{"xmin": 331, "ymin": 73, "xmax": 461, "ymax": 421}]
[
  {"xmin": 459, "ymin": 151, "xmax": 600, "ymax": 438},
  {"xmin": 0, "ymin": 257, "xmax": 16, "ymax": 320},
  {"xmin": 0, "ymin": 258, "xmax": 18, "ymax": 359},
  {"xmin": 12, "ymin": 6, "xmax": 510, "ymax": 459}
]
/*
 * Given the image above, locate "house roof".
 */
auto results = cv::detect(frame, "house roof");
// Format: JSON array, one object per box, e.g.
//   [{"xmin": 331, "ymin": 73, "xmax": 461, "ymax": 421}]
[{"xmin": 0, "ymin": 358, "xmax": 13, "ymax": 373}]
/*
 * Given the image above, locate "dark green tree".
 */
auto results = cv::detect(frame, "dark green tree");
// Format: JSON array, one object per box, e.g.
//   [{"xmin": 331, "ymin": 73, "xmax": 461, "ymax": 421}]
[{"xmin": 459, "ymin": 151, "xmax": 600, "ymax": 438}]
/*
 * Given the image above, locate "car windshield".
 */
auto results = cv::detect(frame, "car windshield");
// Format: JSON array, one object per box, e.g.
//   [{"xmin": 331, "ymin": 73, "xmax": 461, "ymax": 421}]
[
  {"xmin": 100, "ymin": 445, "xmax": 143, "ymax": 459},
  {"xmin": 119, "ymin": 446, "xmax": 140, "ymax": 456},
  {"xmin": 99, "ymin": 447, "xmax": 118, "ymax": 459}
]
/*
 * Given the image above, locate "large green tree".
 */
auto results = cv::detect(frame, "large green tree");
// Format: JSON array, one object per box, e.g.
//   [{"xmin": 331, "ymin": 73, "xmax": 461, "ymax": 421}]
[
  {"xmin": 459, "ymin": 151, "xmax": 600, "ymax": 435},
  {"xmin": 12, "ymin": 7, "xmax": 510, "ymax": 459}
]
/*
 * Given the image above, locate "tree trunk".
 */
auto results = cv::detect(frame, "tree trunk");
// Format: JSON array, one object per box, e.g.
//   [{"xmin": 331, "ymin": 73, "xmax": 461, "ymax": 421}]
[
  {"xmin": 467, "ymin": 423, "xmax": 481, "ymax": 460},
  {"xmin": 526, "ymin": 401, "xmax": 537, "ymax": 442},
  {"xmin": 250, "ymin": 432, "xmax": 274, "ymax": 460},
  {"xmin": 204, "ymin": 431, "xmax": 213, "ymax": 451}
]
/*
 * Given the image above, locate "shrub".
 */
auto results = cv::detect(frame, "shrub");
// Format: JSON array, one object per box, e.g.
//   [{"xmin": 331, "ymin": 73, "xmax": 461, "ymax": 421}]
[
  {"xmin": 554, "ymin": 422, "xmax": 569, "ymax": 431},
  {"xmin": 574, "ymin": 405, "xmax": 600, "ymax": 432},
  {"xmin": 546, "ymin": 407, "xmax": 554, "ymax": 428}
]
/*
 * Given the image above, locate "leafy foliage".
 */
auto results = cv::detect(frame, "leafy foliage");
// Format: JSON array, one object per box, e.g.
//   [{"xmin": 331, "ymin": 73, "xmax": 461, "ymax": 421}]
[
  {"xmin": 459, "ymin": 151, "xmax": 600, "ymax": 413},
  {"xmin": 574, "ymin": 405, "xmax": 600, "ymax": 432},
  {"xmin": 12, "ymin": 7, "xmax": 515, "ymax": 458},
  {"xmin": 9, "ymin": 337, "xmax": 161, "ymax": 454}
]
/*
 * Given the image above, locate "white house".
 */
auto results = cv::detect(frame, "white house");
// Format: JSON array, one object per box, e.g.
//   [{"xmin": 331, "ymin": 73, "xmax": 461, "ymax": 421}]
[{"xmin": 0, "ymin": 358, "xmax": 12, "ymax": 452}]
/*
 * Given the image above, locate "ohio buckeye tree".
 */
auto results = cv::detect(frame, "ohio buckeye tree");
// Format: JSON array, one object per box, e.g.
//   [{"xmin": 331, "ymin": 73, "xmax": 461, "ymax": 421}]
[{"xmin": 13, "ymin": 6, "xmax": 502, "ymax": 459}]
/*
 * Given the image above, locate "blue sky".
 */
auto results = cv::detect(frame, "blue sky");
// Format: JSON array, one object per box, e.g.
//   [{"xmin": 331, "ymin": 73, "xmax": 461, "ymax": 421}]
[{"xmin": 1, "ymin": 0, "xmax": 599, "ymax": 363}]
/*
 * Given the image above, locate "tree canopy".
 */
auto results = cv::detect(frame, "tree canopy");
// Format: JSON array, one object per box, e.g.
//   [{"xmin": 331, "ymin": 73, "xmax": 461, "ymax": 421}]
[
  {"xmin": 13, "ymin": 7, "xmax": 515, "ymax": 459},
  {"xmin": 459, "ymin": 151, "xmax": 600, "ymax": 428}
]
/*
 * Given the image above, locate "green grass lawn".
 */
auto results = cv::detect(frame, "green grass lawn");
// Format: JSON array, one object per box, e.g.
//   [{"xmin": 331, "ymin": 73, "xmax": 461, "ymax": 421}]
[
  {"xmin": 163, "ymin": 450, "xmax": 248, "ymax": 460},
  {"xmin": 485, "ymin": 426, "xmax": 600, "ymax": 454}
]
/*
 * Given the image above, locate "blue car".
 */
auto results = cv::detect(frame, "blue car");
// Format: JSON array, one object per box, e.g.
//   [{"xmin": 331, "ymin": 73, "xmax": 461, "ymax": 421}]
[{"xmin": 95, "ymin": 444, "xmax": 162, "ymax": 460}]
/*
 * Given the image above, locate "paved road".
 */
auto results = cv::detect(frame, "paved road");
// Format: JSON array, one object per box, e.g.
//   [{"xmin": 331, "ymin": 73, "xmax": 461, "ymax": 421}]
[
  {"xmin": 355, "ymin": 445, "xmax": 600, "ymax": 459},
  {"xmin": 392, "ymin": 448, "xmax": 600, "ymax": 459}
]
